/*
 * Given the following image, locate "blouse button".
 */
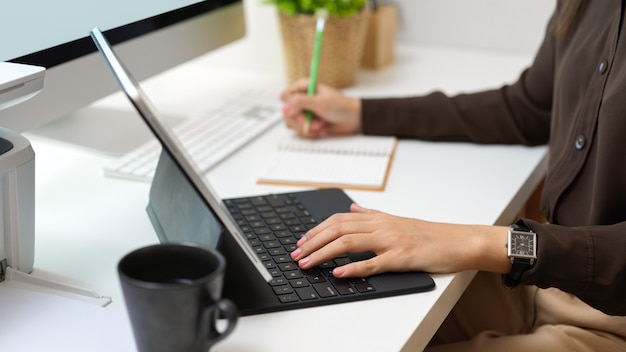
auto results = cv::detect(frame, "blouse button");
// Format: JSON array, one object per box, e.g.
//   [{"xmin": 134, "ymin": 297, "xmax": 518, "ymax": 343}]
[
  {"xmin": 598, "ymin": 61, "xmax": 608, "ymax": 74},
  {"xmin": 575, "ymin": 135, "xmax": 586, "ymax": 150}
]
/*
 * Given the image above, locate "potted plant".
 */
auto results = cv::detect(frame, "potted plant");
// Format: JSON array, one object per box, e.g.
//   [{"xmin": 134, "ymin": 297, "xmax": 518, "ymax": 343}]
[{"xmin": 263, "ymin": 0, "xmax": 370, "ymax": 88}]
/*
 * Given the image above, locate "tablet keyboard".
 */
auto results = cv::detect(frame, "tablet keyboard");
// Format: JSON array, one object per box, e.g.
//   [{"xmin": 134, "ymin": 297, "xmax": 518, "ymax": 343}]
[
  {"xmin": 224, "ymin": 193, "xmax": 376, "ymax": 304},
  {"xmin": 104, "ymin": 89, "xmax": 283, "ymax": 181}
]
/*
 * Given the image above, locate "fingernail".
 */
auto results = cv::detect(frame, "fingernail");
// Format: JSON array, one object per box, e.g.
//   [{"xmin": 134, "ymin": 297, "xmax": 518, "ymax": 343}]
[
  {"xmin": 281, "ymin": 104, "xmax": 290, "ymax": 114},
  {"xmin": 291, "ymin": 248, "xmax": 301, "ymax": 259},
  {"xmin": 298, "ymin": 257, "xmax": 310, "ymax": 267},
  {"xmin": 333, "ymin": 267, "xmax": 345, "ymax": 277},
  {"xmin": 297, "ymin": 235, "xmax": 307, "ymax": 246}
]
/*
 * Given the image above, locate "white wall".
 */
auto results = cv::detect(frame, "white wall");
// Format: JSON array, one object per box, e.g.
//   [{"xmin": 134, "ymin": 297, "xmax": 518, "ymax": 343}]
[
  {"xmin": 389, "ymin": 0, "xmax": 556, "ymax": 55},
  {"xmin": 242, "ymin": 0, "xmax": 556, "ymax": 56}
]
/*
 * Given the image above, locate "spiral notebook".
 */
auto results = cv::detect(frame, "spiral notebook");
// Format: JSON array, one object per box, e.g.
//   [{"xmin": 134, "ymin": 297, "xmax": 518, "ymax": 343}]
[{"xmin": 257, "ymin": 135, "xmax": 397, "ymax": 191}]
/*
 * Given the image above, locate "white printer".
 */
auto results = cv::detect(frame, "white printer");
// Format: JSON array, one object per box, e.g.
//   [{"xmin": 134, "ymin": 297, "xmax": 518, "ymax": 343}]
[
  {"xmin": 0, "ymin": 63, "xmax": 111, "ymax": 305},
  {"xmin": 0, "ymin": 128, "xmax": 35, "ymax": 279},
  {"xmin": 0, "ymin": 62, "xmax": 42, "ymax": 281}
]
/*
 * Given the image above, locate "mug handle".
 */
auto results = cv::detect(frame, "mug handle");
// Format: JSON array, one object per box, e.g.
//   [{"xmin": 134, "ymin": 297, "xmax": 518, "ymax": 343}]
[{"xmin": 200, "ymin": 298, "xmax": 239, "ymax": 350}]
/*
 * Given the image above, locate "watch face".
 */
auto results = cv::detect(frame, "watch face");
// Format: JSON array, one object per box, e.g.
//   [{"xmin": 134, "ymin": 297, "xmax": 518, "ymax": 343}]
[{"xmin": 508, "ymin": 231, "xmax": 536, "ymax": 258}]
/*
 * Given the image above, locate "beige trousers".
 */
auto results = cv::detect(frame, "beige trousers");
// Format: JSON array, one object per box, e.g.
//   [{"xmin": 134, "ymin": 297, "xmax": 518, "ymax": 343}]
[{"xmin": 425, "ymin": 271, "xmax": 626, "ymax": 352}]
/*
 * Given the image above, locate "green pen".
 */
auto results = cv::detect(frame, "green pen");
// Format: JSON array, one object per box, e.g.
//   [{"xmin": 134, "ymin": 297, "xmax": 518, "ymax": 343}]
[{"xmin": 304, "ymin": 8, "xmax": 328, "ymax": 136}]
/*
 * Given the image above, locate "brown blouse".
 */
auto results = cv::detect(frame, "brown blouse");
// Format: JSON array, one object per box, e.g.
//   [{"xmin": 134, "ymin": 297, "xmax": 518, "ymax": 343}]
[{"xmin": 361, "ymin": 1, "xmax": 626, "ymax": 315}]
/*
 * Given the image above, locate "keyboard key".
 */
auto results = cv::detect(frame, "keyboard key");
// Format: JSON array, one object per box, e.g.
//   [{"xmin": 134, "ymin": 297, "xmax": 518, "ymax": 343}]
[
  {"xmin": 295, "ymin": 287, "xmax": 319, "ymax": 301},
  {"xmin": 354, "ymin": 282, "xmax": 376, "ymax": 293},
  {"xmin": 299, "ymin": 216, "xmax": 317, "ymax": 224},
  {"xmin": 249, "ymin": 221, "xmax": 265, "ymax": 228},
  {"xmin": 272, "ymin": 255, "xmax": 291, "ymax": 263},
  {"xmin": 263, "ymin": 241, "xmax": 281, "ymax": 249},
  {"xmin": 279, "ymin": 263, "xmax": 298, "ymax": 271},
  {"xmin": 334, "ymin": 257, "xmax": 352, "ymax": 266},
  {"xmin": 258, "ymin": 234, "xmax": 275, "ymax": 242},
  {"xmin": 254, "ymin": 227, "xmax": 271, "ymax": 235},
  {"xmin": 267, "ymin": 198, "xmax": 285, "ymax": 207},
  {"xmin": 273, "ymin": 285, "xmax": 294, "ymax": 295},
  {"xmin": 289, "ymin": 225, "xmax": 306, "ymax": 232},
  {"xmin": 285, "ymin": 271, "xmax": 304, "ymax": 280},
  {"xmin": 279, "ymin": 237, "xmax": 297, "ymax": 245},
  {"xmin": 268, "ymin": 268, "xmax": 282, "ymax": 277},
  {"xmin": 306, "ymin": 274, "xmax": 326, "ymax": 283},
  {"xmin": 289, "ymin": 278, "xmax": 309, "ymax": 288},
  {"xmin": 270, "ymin": 224, "xmax": 287, "ymax": 231},
  {"xmin": 265, "ymin": 217, "xmax": 282, "ymax": 225},
  {"xmin": 250, "ymin": 197, "xmax": 268, "ymax": 206},
  {"xmin": 329, "ymin": 278, "xmax": 357, "ymax": 295},
  {"xmin": 313, "ymin": 283, "xmax": 338, "ymax": 298},
  {"xmin": 269, "ymin": 276, "xmax": 287, "ymax": 286},
  {"xmin": 268, "ymin": 248, "xmax": 287, "ymax": 256},
  {"xmin": 278, "ymin": 293, "xmax": 299, "ymax": 303},
  {"xmin": 279, "ymin": 213, "xmax": 296, "ymax": 220},
  {"xmin": 274, "ymin": 230, "xmax": 292, "ymax": 238},
  {"xmin": 319, "ymin": 261, "xmax": 336, "ymax": 270},
  {"xmin": 245, "ymin": 214, "xmax": 262, "ymax": 222}
]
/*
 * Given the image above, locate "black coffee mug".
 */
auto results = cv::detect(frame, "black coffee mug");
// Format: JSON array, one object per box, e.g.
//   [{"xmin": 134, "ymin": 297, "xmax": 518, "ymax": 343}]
[{"xmin": 118, "ymin": 243, "xmax": 238, "ymax": 352}]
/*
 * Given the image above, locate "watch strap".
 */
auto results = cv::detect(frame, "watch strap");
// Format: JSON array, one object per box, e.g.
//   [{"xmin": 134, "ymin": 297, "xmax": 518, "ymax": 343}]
[
  {"xmin": 502, "ymin": 220, "xmax": 536, "ymax": 289},
  {"xmin": 502, "ymin": 257, "xmax": 533, "ymax": 288},
  {"xmin": 510, "ymin": 220, "xmax": 527, "ymax": 232}
]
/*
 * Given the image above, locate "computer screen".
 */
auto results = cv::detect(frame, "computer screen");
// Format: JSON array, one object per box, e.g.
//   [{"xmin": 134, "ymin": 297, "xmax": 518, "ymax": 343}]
[{"xmin": 0, "ymin": 0, "xmax": 245, "ymax": 133}]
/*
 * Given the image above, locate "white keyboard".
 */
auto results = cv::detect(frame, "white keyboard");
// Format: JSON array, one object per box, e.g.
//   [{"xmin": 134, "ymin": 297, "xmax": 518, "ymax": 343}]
[{"xmin": 104, "ymin": 89, "xmax": 283, "ymax": 181}]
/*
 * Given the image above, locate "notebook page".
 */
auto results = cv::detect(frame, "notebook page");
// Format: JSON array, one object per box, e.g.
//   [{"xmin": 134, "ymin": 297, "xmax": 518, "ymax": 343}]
[{"xmin": 257, "ymin": 135, "xmax": 397, "ymax": 191}]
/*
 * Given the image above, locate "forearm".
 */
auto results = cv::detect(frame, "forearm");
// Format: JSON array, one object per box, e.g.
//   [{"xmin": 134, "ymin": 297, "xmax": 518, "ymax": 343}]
[
  {"xmin": 465, "ymin": 224, "xmax": 512, "ymax": 274},
  {"xmin": 433, "ymin": 223, "xmax": 511, "ymax": 274}
]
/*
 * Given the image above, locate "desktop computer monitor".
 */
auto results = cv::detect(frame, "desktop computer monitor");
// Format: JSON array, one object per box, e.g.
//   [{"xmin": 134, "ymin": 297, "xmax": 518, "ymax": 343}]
[{"xmin": 0, "ymin": 0, "xmax": 245, "ymax": 133}]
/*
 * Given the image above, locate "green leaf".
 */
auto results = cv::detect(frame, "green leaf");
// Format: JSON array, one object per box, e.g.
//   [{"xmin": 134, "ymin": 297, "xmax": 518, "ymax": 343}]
[{"xmin": 262, "ymin": 0, "xmax": 367, "ymax": 17}]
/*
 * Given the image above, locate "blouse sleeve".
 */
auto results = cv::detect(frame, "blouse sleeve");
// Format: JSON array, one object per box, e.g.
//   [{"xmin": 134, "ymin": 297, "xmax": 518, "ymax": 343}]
[
  {"xmin": 360, "ymin": 11, "xmax": 559, "ymax": 146},
  {"xmin": 520, "ymin": 219, "xmax": 626, "ymax": 316}
]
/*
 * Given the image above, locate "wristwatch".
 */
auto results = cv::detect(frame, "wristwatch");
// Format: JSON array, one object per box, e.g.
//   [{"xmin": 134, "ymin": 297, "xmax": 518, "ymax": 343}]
[{"xmin": 502, "ymin": 220, "xmax": 537, "ymax": 288}]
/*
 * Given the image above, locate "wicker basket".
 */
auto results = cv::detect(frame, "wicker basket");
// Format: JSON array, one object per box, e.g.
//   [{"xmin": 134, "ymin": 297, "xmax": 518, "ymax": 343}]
[{"xmin": 278, "ymin": 8, "xmax": 370, "ymax": 88}]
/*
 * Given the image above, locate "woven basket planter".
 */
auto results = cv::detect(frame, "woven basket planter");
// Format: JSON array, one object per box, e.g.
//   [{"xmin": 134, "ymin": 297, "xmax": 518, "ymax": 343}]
[{"xmin": 277, "ymin": 8, "xmax": 370, "ymax": 88}]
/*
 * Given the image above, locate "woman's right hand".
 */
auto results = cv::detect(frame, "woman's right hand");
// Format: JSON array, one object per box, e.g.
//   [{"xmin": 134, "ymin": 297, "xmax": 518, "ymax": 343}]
[{"xmin": 280, "ymin": 78, "xmax": 362, "ymax": 138}]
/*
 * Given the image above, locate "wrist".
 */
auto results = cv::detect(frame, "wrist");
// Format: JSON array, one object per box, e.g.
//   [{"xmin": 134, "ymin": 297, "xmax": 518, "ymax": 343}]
[{"xmin": 471, "ymin": 225, "xmax": 511, "ymax": 274}]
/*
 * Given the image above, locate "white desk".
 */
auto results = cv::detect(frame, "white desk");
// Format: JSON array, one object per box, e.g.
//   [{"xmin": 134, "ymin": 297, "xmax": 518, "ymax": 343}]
[{"xmin": 1, "ymin": 40, "xmax": 547, "ymax": 351}]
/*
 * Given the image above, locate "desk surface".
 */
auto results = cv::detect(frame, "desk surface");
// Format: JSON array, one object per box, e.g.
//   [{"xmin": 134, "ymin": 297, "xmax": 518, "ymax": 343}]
[{"xmin": 1, "ymin": 40, "xmax": 547, "ymax": 351}]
